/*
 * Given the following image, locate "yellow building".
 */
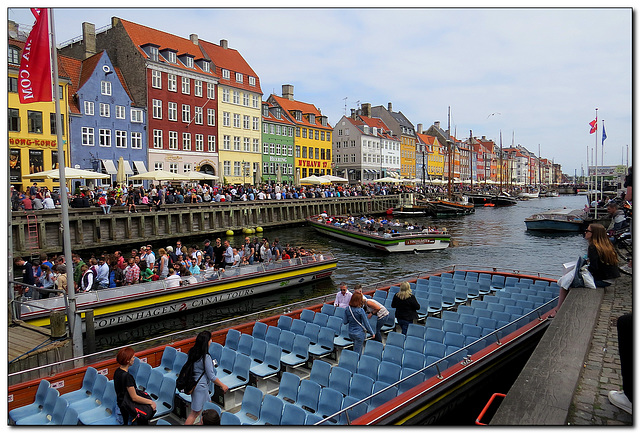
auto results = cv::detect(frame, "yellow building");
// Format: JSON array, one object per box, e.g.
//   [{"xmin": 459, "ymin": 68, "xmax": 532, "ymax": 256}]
[
  {"xmin": 418, "ymin": 134, "xmax": 445, "ymax": 179},
  {"xmin": 199, "ymin": 39, "xmax": 263, "ymax": 185},
  {"xmin": 268, "ymin": 85, "xmax": 333, "ymax": 181},
  {"xmin": 400, "ymin": 136, "xmax": 416, "ymax": 178},
  {"xmin": 9, "ymin": 33, "xmax": 71, "ymax": 193}
]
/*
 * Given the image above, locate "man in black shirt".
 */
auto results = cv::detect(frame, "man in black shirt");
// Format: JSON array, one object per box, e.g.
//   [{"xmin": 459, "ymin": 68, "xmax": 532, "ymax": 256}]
[{"xmin": 14, "ymin": 257, "xmax": 36, "ymax": 299}]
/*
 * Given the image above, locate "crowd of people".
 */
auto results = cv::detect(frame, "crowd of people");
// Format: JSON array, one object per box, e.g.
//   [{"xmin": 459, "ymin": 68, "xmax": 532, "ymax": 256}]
[
  {"xmin": 13, "ymin": 236, "xmax": 317, "ymax": 299},
  {"xmin": 318, "ymin": 214, "xmax": 447, "ymax": 237}
]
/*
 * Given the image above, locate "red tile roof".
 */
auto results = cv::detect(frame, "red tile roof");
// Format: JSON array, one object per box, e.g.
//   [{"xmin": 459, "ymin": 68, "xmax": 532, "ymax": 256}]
[
  {"xmin": 262, "ymin": 101, "xmax": 295, "ymax": 126},
  {"xmin": 270, "ymin": 94, "xmax": 332, "ymax": 130},
  {"xmin": 59, "ymin": 55, "xmax": 83, "ymax": 113},
  {"xmin": 199, "ymin": 39, "xmax": 262, "ymax": 94}
]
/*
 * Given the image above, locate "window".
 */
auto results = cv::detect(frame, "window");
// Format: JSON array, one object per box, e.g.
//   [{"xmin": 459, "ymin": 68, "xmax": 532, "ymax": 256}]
[
  {"xmin": 263, "ymin": 162, "xmax": 269, "ymax": 175},
  {"xmin": 207, "ymin": 109, "xmax": 216, "ymax": 126},
  {"xmin": 81, "ymin": 127, "xmax": 94, "ymax": 145},
  {"xmin": 302, "ymin": 147, "xmax": 307, "ymax": 158},
  {"xmin": 182, "ymin": 132, "xmax": 191, "ymax": 150},
  {"xmin": 207, "ymin": 83, "xmax": 215, "ymax": 99},
  {"xmin": 243, "ymin": 93, "xmax": 249, "ymax": 106},
  {"xmin": 153, "ymin": 129, "xmax": 163, "ymax": 148},
  {"xmin": 84, "ymin": 101, "xmax": 94, "ymax": 115},
  {"xmin": 232, "ymin": 91, "xmax": 239, "ymax": 104},
  {"xmin": 182, "ymin": 104, "xmax": 190, "ymax": 123},
  {"xmin": 169, "ymin": 163, "xmax": 178, "ymax": 173},
  {"xmin": 167, "ymin": 51, "xmax": 176, "ymax": 63},
  {"xmin": 233, "ymin": 113, "xmax": 240, "ymax": 128},
  {"xmin": 235, "ymin": 72, "xmax": 243, "ymax": 83},
  {"xmin": 101, "ymin": 81, "xmax": 112, "ymax": 95},
  {"xmin": 27, "ymin": 111, "xmax": 43, "ymax": 133},
  {"xmin": 302, "ymin": 129, "xmax": 307, "ymax": 138},
  {"xmin": 8, "ymin": 76, "xmax": 18, "ymax": 93},
  {"xmin": 223, "ymin": 112, "xmax": 230, "ymax": 127},
  {"xmin": 99, "ymin": 129, "xmax": 111, "ymax": 147},
  {"xmin": 115, "ymin": 130, "xmax": 127, "ymax": 148},
  {"xmin": 194, "ymin": 80, "xmax": 202, "ymax": 97},
  {"xmin": 253, "ymin": 117, "xmax": 259, "ymax": 130},
  {"xmin": 309, "ymin": 147, "xmax": 314, "ymax": 159},
  {"xmin": 263, "ymin": 123, "xmax": 269, "ymax": 134},
  {"xmin": 151, "ymin": 70, "xmax": 161, "ymax": 88},
  {"xmin": 9, "ymin": 108, "xmax": 20, "ymax": 132},
  {"xmin": 154, "ymin": 162, "xmax": 163, "ymax": 171},
  {"xmin": 201, "ymin": 61, "xmax": 210, "ymax": 73},
  {"xmin": 152, "ymin": 99, "xmax": 162, "ymax": 119},
  {"xmin": 233, "ymin": 136, "xmax": 240, "ymax": 151},
  {"xmin": 315, "ymin": 130, "xmax": 319, "ymax": 140},
  {"xmin": 296, "ymin": 146, "xmax": 300, "ymax": 158},
  {"xmin": 296, "ymin": 127, "xmax": 300, "ymax": 137},
  {"xmin": 169, "ymin": 131, "xmax": 178, "ymax": 149},
  {"xmin": 167, "ymin": 74, "xmax": 177, "ymax": 92},
  {"xmin": 115, "ymin": 105, "xmax": 126, "ymax": 119},
  {"xmin": 244, "ymin": 137, "xmax": 250, "ymax": 151},
  {"xmin": 195, "ymin": 134, "xmax": 204, "ymax": 151},
  {"xmin": 223, "ymin": 135, "xmax": 230, "ymax": 150},
  {"xmin": 8, "ymin": 46, "xmax": 20, "ymax": 65},
  {"xmin": 131, "ymin": 132, "xmax": 142, "ymax": 149},
  {"xmin": 50, "ymin": 113, "xmax": 64, "ymax": 135},
  {"xmin": 181, "ymin": 77, "xmax": 190, "ymax": 94},
  {"xmin": 222, "ymin": 69, "xmax": 230, "ymax": 80},
  {"xmin": 243, "ymin": 115, "xmax": 250, "ymax": 129},
  {"xmin": 249, "ymin": 76, "xmax": 256, "ymax": 86},
  {"xmin": 168, "ymin": 102, "xmax": 177, "ymax": 121},
  {"xmin": 185, "ymin": 57, "xmax": 194, "ymax": 68},
  {"xmin": 100, "ymin": 103, "xmax": 110, "ymax": 118},
  {"xmin": 321, "ymin": 131, "xmax": 325, "ymax": 141},
  {"xmin": 276, "ymin": 125, "xmax": 281, "ymax": 135},
  {"xmin": 223, "ymin": 161, "xmax": 230, "ymax": 176},
  {"xmin": 222, "ymin": 88, "xmax": 229, "ymax": 102},
  {"xmin": 149, "ymin": 46, "xmax": 159, "ymax": 61},
  {"xmin": 208, "ymin": 135, "xmax": 216, "ymax": 152},
  {"xmin": 253, "ymin": 95, "xmax": 260, "ymax": 108},
  {"xmin": 288, "ymin": 145, "xmax": 293, "ymax": 156},
  {"xmin": 131, "ymin": 108, "xmax": 143, "ymax": 123},
  {"xmin": 276, "ymin": 143, "xmax": 281, "ymax": 155},
  {"xmin": 234, "ymin": 161, "xmax": 241, "ymax": 176},
  {"xmin": 194, "ymin": 106, "xmax": 203, "ymax": 125},
  {"xmin": 326, "ymin": 149, "xmax": 331, "ymax": 160},
  {"xmin": 183, "ymin": 163, "xmax": 192, "ymax": 173}
]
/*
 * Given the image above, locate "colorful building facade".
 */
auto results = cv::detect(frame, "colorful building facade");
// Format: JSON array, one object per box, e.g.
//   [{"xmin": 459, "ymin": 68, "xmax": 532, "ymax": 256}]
[{"xmin": 261, "ymin": 101, "xmax": 295, "ymax": 184}]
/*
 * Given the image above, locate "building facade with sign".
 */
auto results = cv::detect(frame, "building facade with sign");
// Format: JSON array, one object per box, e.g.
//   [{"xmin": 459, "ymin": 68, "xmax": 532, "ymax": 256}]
[
  {"xmin": 8, "ymin": 23, "xmax": 71, "ymax": 192},
  {"xmin": 261, "ymin": 101, "xmax": 295, "ymax": 184},
  {"xmin": 63, "ymin": 51, "xmax": 147, "ymax": 186}
]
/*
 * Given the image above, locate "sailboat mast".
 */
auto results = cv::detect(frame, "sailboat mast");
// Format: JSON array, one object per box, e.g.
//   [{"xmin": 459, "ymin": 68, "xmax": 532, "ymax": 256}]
[
  {"xmin": 469, "ymin": 130, "xmax": 473, "ymax": 190},
  {"xmin": 499, "ymin": 130, "xmax": 503, "ymax": 193}
]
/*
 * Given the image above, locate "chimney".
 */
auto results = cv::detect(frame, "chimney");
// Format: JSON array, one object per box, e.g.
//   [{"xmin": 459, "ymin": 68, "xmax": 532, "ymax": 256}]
[
  {"xmin": 434, "ymin": 121, "xmax": 440, "ymax": 129},
  {"xmin": 282, "ymin": 84, "xmax": 294, "ymax": 101},
  {"xmin": 82, "ymin": 22, "xmax": 96, "ymax": 59},
  {"xmin": 220, "ymin": 39, "xmax": 228, "ymax": 49},
  {"xmin": 482, "ymin": 136, "xmax": 486, "ymax": 140},
  {"xmin": 190, "ymin": 34, "xmax": 199, "ymax": 45},
  {"xmin": 417, "ymin": 123, "xmax": 423, "ymax": 134},
  {"xmin": 361, "ymin": 103, "xmax": 371, "ymax": 117},
  {"xmin": 350, "ymin": 109, "xmax": 356, "ymax": 119},
  {"xmin": 387, "ymin": 102, "xmax": 393, "ymax": 112}
]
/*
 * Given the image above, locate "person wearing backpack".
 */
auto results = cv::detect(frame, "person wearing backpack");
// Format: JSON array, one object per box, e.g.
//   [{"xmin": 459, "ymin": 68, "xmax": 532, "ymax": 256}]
[{"xmin": 184, "ymin": 331, "xmax": 228, "ymax": 425}]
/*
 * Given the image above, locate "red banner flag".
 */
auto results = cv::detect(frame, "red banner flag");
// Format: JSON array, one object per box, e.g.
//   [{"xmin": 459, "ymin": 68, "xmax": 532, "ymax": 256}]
[
  {"xmin": 18, "ymin": 8, "xmax": 53, "ymax": 104},
  {"xmin": 589, "ymin": 117, "xmax": 597, "ymax": 134}
]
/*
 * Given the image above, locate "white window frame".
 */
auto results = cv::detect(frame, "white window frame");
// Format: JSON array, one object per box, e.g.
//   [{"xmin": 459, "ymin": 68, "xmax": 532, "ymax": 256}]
[
  {"xmin": 195, "ymin": 134, "xmax": 204, "ymax": 152},
  {"xmin": 223, "ymin": 112, "xmax": 230, "ymax": 127},
  {"xmin": 167, "ymin": 74, "xmax": 177, "ymax": 92},
  {"xmin": 252, "ymin": 95, "xmax": 259, "ymax": 108},
  {"xmin": 84, "ymin": 101, "xmax": 94, "ymax": 116},
  {"xmin": 194, "ymin": 80, "xmax": 202, "ymax": 97},
  {"xmin": 234, "ymin": 161, "xmax": 241, "ymax": 176},
  {"xmin": 131, "ymin": 108, "xmax": 143, "ymax": 123},
  {"xmin": 243, "ymin": 93, "xmax": 249, "ymax": 106},
  {"xmin": 115, "ymin": 130, "xmax": 127, "ymax": 148},
  {"xmin": 131, "ymin": 132, "xmax": 142, "ymax": 149},
  {"xmin": 151, "ymin": 70, "xmax": 162, "ymax": 89},
  {"xmin": 154, "ymin": 162, "xmax": 164, "ymax": 171},
  {"xmin": 222, "ymin": 69, "xmax": 230, "ymax": 80},
  {"xmin": 244, "ymin": 137, "xmax": 250, "ymax": 152},
  {"xmin": 222, "ymin": 88, "xmax": 229, "ymax": 102},
  {"xmin": 223, "ymin": 135, "xmax": 230, "ymax": 150},
  {"xmin": 169, "ymin": 162, "xmax": 178, "ymax": 173},
  {"xmin": 233, "ymin": 113, "xmax": 240, "ymax": 128},
  {"xmin": 223, "ymin": 160, "xmax": 230, "ymax": 175},
  {"xmin": 243, "ymin": 115, "xmax": 250, "ymax": 129},
  {"xmin": 207, "ymin": 83, "xmax": 215, "ymax": 99},
  {"xmin": 115, "ymin": 105, "xmax": 126, "ymax": 119},
  {"xmin": 208, "ymin": 135, "xmax": 216, "ymax": 152},
  {"xmin": 253, "ymin": 117, "xmax": 259, "ymax": 130},
  {"xmin": 99, "ymin": 103, "xmax": 110, "ymax": 118},
  {"xmin": 207, "ymin": 108, "xmax": 216, "ymax": 126},
  {"xmin": 181, "ymin": 76, "xmax": 190, "ymax": 94},
  {"xmin": 183, "ymin": 163, "xmax": 192, "ymax": 173},
  {"xmin": 169, "ymin": 131, "xmax": 178, "ymax": 150},
  {"xmin": 101, "ymin": 81, "xmax": 112, "ymax": 95},
  {"xmin": 232, "ymin": 90, "xmax": 239, "ymax": 104},
  {"xmin": 182, "ymin": 132, "xmax": 191, "ymax": 151},
  {"xmin": 249, "ymin": 76, "xmax": 256, "ymax": 86},
  {"xmin": 153, "ymin": 129, "xmax": 163, "ymax": 149},
  {"xmin": 233, "ymin": 136, "xmax": 240, "ymax": 151},
  {"xmin": 235, "ymin": 72, "xmax": 243, "ymax": 83},
  {"xmin": 99, "ymin": 129, "xmax": 111, "ymax": 147},
  {"xmin": 82, "ymin": 127, "xmax": 94, "ymax": 146},
  {"xmin": 194, "ymin": 106, "xmax": 203, "ymax": 125},
  {"xmin": 152, "ymin": 99, "xmax": 162, "ymax": 119},
  {"xmin": 168, "ymin": 102, "xmax": 178, "ymax": 121},
  {"xmin": 182, "ymin": 104, "xmax": 190, "ymax": 123}
]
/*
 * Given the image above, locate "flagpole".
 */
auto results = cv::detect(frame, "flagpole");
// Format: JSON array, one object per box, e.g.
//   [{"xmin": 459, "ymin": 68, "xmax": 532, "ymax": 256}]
[
  {"xmin": 594, "ymin": 108, "xmax": 598, "ymax": 219},
  {"xmin": 601, "ymin": 119, "xmax": 605, "ymax": 204},
  {"xmin": 50, "ymin": 8, "xmax": 84, "ymax": 359}
]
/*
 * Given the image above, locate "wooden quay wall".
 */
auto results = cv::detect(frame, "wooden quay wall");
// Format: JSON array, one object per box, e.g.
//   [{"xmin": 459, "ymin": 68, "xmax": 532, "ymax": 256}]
[{"xmin": 11, "ymin": 195, "xmax": 398, "ymax": 257}]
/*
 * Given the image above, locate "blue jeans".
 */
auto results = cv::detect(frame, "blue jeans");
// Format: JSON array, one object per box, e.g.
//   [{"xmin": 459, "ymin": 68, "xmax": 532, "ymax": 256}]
[
  {"xmin": 397, "ymin": 319, "xmax": 412, "ymax": 335},
  {"xmin": 349, "ymin": 332, "xmax": 365, "ymax": 356},
  {"xmin": 374, "ymin": 315, "xmax": 387, "ymax": 342}
]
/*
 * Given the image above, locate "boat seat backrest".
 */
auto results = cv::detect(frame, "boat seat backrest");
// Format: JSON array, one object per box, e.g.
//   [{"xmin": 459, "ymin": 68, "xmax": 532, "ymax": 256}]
[
  {"xmin": 381, "ymin": 345, "xmax": 404, "ymax": 365},
  {"xmin": 237, "ymin": 333, "xmax": 254, "ymax": 357},
  {"xmin": 337, "ymin": 350, "xmax": 359, "ymax": 374},
  {"xmin": 312, "ymin": 312, "xmax": 329, "ymax": 328},
  {"xmin": 300, "ymin": 309, "xmax": 315, "ymax": 323},
  {"xmin": 159, "ymin": 346, "xmax": 177, "ymax": 371},
  {"xmin": 356, "ymin": 355, "xmax": 379, "ymax": 381},
  {"xmin": 252, "ymin": 321, "xmax": 268, "ymax": 341},
  {"xmin": 278, "ymin": 330, "xmax": 296, "ymax": 353},
  {"xmin": 309, "ymin": 359, "xmax": 332, "ymax": 388},
  {"xmin": 402, "ymin": 350, "xmax": 426, "ymax": 371},
  {"xmin": 328, "ymin": 366, "xmax": 352, "ymax": 396},
  {"xmin": 406, "ymin": 323, "xmax": 426, "ymax": 339},
  {"xmin": 304, "ymin": 323, "xmax": 321, "ymax": 344},
  {"xmin": 362, "ymin": 340, "xmax": 383, "ymax": 361},
  {"xmin": 224, "ymin": 329, "xmax": 241, "ymax": 351},
  {"xmin": 376, "ymin": 361, "xmax": 401, "ymax": 385},
  {"xmin": 281, "ymin": 403, "xmax": 307, "ymax": 425},
  {"xmin": 385, "ymin": 332, "xmax": 405, "ymax": 349},
  {"xmin": 290, "ymin": 318, "xmax": 307, "ymax": 335},
  {"xmin": 348, "ymin": 373, "xmax": 374, "ymax": 401},
  {"xmin": 341, "ymin": 395, "xmax": 368, "ymax": 425},
  {"xmin": 317, "ymin": 387, "xmax": 343, "ymax": 423},
  {"xmin": 277, "ymin": 316, "xmax": 293, "ymax": 331},
  {"xmin": 370, "ymin": 382, "xmax": 398, "ymax": 409},
  {"xmin": 424, "ymin": 341, "xmax": 446, "ymax": 359},
  {"xmin": 425, "ymin": 316, "xmax": 443, "ymax": 330},
  {"xmin": 320, "ymin": 304, "xmax": 336, "ymax": 317},
  {"xmin": 257, "ymin": 394, "xmax": 284, "ymax": 425},
  {"xmin": 208, "ymin": 342, "xmax": 223, "ymax": 364},
  {"xmin": 265, "ymin": 325, "xmax": 282, "ymax": 346},
  {"xmin": 235, "ymin": 385, "xmax": 263, "ymax": 425},
  {"xmin": 295, "ymin": 380, "xmax": 321, "ymax": 413},
  {"xmin": 277, "ymin": 372, "xmax": 301, "ymax": 404}
]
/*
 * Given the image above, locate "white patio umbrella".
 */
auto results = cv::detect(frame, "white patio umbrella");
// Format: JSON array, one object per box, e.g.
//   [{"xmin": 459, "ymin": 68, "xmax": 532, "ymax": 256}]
[
  {"xmin": 128, "ymin": 169, "xmax": 190, "ymax": 181},
  {"xmin": 299, "ymin": 175, "xmax": 325, "ymax": 185},
  {"xmin": 318, "ymin": 174, "xmax": 349, "ymax": 183},
  {"xmin": 186, "ymin": 171, "xmax": 219, "ymax": 181},
  {"xmin": 23, "ymin": 167, "xmax": 110, "ymax": 180},
  {"xmin": 373, "ymin": 176, "xmax": 402, "ymax": 183}
]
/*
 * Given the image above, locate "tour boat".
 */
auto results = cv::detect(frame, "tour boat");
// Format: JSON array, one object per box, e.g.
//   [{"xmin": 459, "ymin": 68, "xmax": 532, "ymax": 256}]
[
  {"xmin": 307, "ymin": 215, "xmax": 451, "ymax": 253},
  {"xmin": 17, "ymin": 254, "xmax": 337, "ymax": 331},
  {"xmin": 8, "ymin": 266, "xmax": 559, "ymax": 426},
  {"xmin": 524, "ymin": 208, "xmax": 589, "ymax": 232}
]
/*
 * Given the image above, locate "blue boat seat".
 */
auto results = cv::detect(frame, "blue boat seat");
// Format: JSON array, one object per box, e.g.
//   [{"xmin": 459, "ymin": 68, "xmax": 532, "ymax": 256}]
[
  {"xmin": 444, "ymin": 332, "xmax": 466, "ymax": 349},
  {"xmin": 277, "ymin": 372, "xmax": 300, "ymax": 404},
  {"xmin": 471, "ymin": 300, "xmax": 488, "ymax": 310},
  {"xmin": 406, "ymin": 323, "xmax": 426, "ymax": 339},
  {"xmin": 10, "ymin": 379, "xmax": 51, "ymax": 423},
  {"xmin": 370, "ymin": 382, "xmax": 398, "ymax": 409},
  {"xmin": 220, "ymin": 411, "xmax": 242, "ymax": 425},
  {"xmin": 362, "ymin": 340, "xmax": 383, "ymax": 361},
  {"xmin": 320, "ymin": 304, "xmax": 336, "ymax": 317},
  {"xmin": 250, "ymin": 342, "xmax": 281, "ymax": 379},
  {"xmin": 156, "ymin": 346, "xmax": 177, "ymax": 376},
  {"xmin": 348, "ymin": 373, "xmax": 374, "ymax": 401},
  {"xmin": 356, "ymin": 354, "xmax": 379, "ymax": 381},
  {"xmin": 376, "ymin": 360, "xmax": 401, "ymax": 385},
  {"xmin": 60, "ymin": 368, "xmax": 97, "ymax": 405},
  {"xmin": 404, "ymin": 335, "xmax": 425, "ymax": 353},
  {"xmin": 309, "ymin": 359, "xmax": 331, "ymax": 388},
  {"xmin": 424, "ymin": 340, "xmax": 446, "ymax": 359},
  {"xmin": 381, "ymin": 345, "xmax": 404, "ymax": 365},
  {"xmin": 218, "ymin": 353, "xmax": 251, "ymax": 391},
  {"xmin": 487, "ymin": 303, "xmax": 505, "ymax": 313},
  {"xmin": 69, "ymin": 373, "xmax": 108, "ymax": 413},
  {"xmin": 326, "ymin": 315, "xmax": 342, "ymax": 336},
  {"xmin": 281, "ymin": 334, "xmax": 310, "ymax": 368},
  {"xmin": 328, "ymin": 366, "xmax": 351, "ymax": 396},
  {"xmin": 457, "ymin": 305, "xmax": 474, "ymax": 316},
  {"xmin": 290, "ymin": 318, "xmax": 307, "ymax": 335},
  {"xmin": 425, "ymin": 327, "xmax": 445, "ymax": 343},
  {"xmin": 399, "ymin": 368, "xmax": 425, "ymax": 394},
  {"xmin": 484, "ymin": 296, "xmax": 499, "ymax": 304},
  {"xmin": 281, "ymin": 402, "xmax": 307, "ymax": 425},
  {"xmin": 379, "ymin": 308, "xmax": 396, "ymax": 333},
  {"xmin": 235, "ymin": 385, "xmax": 263, "ymax": 425},
  {"xmin": 309, "ymin": 326, "xmax": 335, "ymax": 357},
  {"xmin": 462, "ymin": 323, "xmax": 483, "ymax": 340},
  {"xmin": 237, "ymin": 333, "xmax": 254, "ymax": 357},
  {"xmin": 441, "ymin": 310, "xmax": 459, "ymax": 322},
  {"xmin": 166, "ymin": 351, "xmax": 187, "ymax": 379},
  {"xmin": 477, "ymin": 317, "xmax": 498, "ymax": 335},
  {"xmin": 77, "ymin": 380, "xmax": 118, "ymax": 425},
  {"xmin": 248, "ymin": 338, "xmax": 267, "ymax": 370},
  {"xmin": 216, "ymin": 346, "xmax": 237, "ymax": 382},
  {"xmin": 304, "ymin": 412, "xmax": 325, "ymax": 425},
  {"xmin": 388, "ymin": 286, "xmax": 400, "ymax": 297},
  {"xmin": 504, "ymin": 276, "xmax": 519, "ymax": 287},
  {"xmin": 427, "ymin": 293, "xmax": 443, "ymax": 315},
  {"xmin": 255, "ymin": 394, "xmax": 284, "ymax": 425},
  {"xmin": 224, "ymin": 329, "xmax": 241, "ymax": 351},
  {"xmin": 425, "ymin": 316, "xmax": 443, "ymax": 330},
  {"xmin": 312, "ymin": 312, "xmax": 329, "ymax": 328},
  {"xmin": 385, "ymin": 332, "xmax": 405, "ymax": 349},
  {"xmin": 303, "ymin": 322, "xmax": 320, "ymax": 345},
  {"xmin": 340, "ymin": 395, "xmax": 368, "ymax": 425},
  {"xmin": 150, "ymin": 376, "xmax": 176, "ymax": 419},
  {"xmin": 334, "ymin": 324, "xmax": 354, "ymax": 348},
  {"xmin": 402, "ymin": 350, "xmax": 426, "ymax": 372},
  {"xmin": 14, "ymin": 387, "xmax": 60, "ymax": 425},
  {"xmin": 208, "ymin": 342, "xmax": 223, "ymax": 366},
  {"xmin": 252, "ymin": 321, "xmax": 268, "ymax": 341},
  {"xmin": 265, "ymin": 325, "xmax": 281, "ymax": 346},
  {"xmin": 294, "ymin": 380, "xmax": 321, "ymax": 413},
  {"xmin": 278, "ymin": 330, "xmax": 296, "ymax": 354},
  {"xmin": 277, "ymin": 315, "xmax": 293, "ymax": 332},
  {"xmin": 134, "ymin": 361, "xmax": 152, "ymax": 391},
  {"xmin": 459, "ymin": 313, "xmax": 477, "ymax": 326},
  {"xmin": 299, "ymin": 309, "xmax": 315, "ymax": 323},
  {"xmin": 443, "ymin": 320, "xmax": 463, "ymax": 334},
  {"xmin": 333, "ymin": 307, "xmax": 346, "ymax": 320},
  {"xmin": 465, "ymin": 272, "xmax": 479, "ymax": 282},
  {"xmin": 316, "ymin": 387, "xmax": 343, "ymax": 424},
  {"xmin": 337, "ymin": 349, "xmax": 359, "ymax": 374}
]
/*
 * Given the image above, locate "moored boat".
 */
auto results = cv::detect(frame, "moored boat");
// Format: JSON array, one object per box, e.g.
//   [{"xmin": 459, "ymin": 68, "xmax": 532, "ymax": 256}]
[
  {"xmin": 425, "ymin": 196, "xmax": 475, "ymax": 216},
  {"xmin": 525, "ymin": 208, "xmax": 588, "ymax": 232},
  {"xmin": 307, "ymin": 215, "xmax": 451, "ymax": 253},
  {"xmin": 8, "ymin": 266, "xmax": 559, "ymax": 426},
  {"xmin": 18, "ymin": 254, "xmax": 337, "ymax": 330}
]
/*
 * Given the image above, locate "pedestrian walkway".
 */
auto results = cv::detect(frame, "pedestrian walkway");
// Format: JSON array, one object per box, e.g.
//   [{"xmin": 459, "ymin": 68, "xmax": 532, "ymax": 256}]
[{"xmin": 568, "ymin": 270, "xmax": 633, "ymax": 425}]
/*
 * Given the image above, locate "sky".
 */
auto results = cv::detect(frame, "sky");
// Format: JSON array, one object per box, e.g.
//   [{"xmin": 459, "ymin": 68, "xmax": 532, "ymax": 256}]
[{"xmin": 6, "ymin": 5, "xmax": 634, "ymax": 176}]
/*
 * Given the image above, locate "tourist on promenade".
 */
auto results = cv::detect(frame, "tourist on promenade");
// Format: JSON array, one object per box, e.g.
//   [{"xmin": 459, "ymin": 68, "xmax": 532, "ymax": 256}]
[
  {"xmin": 14, "ymin": 257, "xmax": 35, "ymax": 298},
  {"xmin": 585, "ymin": 224, "xmax": 620, "ymax": 287},
  {"xmin": 98, "ymin": 193, "xmax": 111, "ymax": 214},
  {"xmin": 608, "ymin": 312, "xmax": 633, "ymax": 415},
  {"xmin": 334, "ymin": 282, "xmax": 352, "ymax": 308},
  {"xmin": 184, "ymin": 331, "xmax": 229, "ymax": 425},
  {"xmin": 126, "ymin": 192, "xmax": 137, "ymax": 213},
  {"xmin": 391, "ymin": 281, "xmax": 421, "ymax": 335},
  {"xmin": 343, "ymin": 292, "xmax": 375, "ymax": 356},
  {"xmin": 114, "ymin": 347, "xmax": 156, "ymax": 425},
  {"xmin": 124, "ymin": 258, "xmax": 140, "ymax": 285},
  {"xmin": 42, "ymin": 192, "xmax": 55, "ymax": 209}
]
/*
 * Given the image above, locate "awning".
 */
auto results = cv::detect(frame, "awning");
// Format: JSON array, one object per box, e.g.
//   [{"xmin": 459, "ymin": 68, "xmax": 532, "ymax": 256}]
[
  {"xmin": 122, "ymin": 160, "xmax": 134, "ymax": 175},
  {"xmin": 101, "ymin": 159, "xmax": 117, "ymax": 175},
  {"xmin": 133, "ymin": 160, "xmax": 147, "ymax": 174}
]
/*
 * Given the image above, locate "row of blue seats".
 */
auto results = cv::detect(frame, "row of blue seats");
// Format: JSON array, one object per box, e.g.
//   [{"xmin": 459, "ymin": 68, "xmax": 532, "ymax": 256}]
[{"xmin": 9, "ymin": 380, "xmax": 77, "ymax": 425}]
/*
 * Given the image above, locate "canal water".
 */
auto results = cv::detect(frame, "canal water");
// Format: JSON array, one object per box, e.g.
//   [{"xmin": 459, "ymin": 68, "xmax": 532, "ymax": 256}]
[{"xmin": 95, "ymin": 194, "xmax": 591, "ymax": 351}]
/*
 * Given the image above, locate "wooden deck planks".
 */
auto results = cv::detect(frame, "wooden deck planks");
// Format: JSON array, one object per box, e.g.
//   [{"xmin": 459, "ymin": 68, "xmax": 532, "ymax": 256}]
[{"xmin": 490, "ymin": 287, "xmax": 603, "ymax": 425}]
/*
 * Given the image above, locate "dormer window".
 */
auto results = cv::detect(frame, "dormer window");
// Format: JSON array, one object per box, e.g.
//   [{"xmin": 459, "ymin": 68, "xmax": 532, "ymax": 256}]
[
  {"xmin": 161, "ymin": 49, "xmax": 177, "ymax": 64},
  {"xmin": 308, "ymin": 113, "xmax": 316, "ymax": 124},
  {"xmin": 178, "ymin": 54, "xmax": 195, "ymax": 68},
  {"xmin": 142, "ymin": 44, "xmax": 160, "ymax": 61},
  {"xmin": 222, "ymin": 69, "xmax": 230, "ymax": 79},
  {"xmin": 320, "ymin": 116, "xmax": 328, "ymax": 127},
  {"xmin": 294, "ymin": 111, "xmax": 302, "ymax": 122},
  {"xmin": 235, "ymin": 72, "xmax": 243, "ymax": 83},
  {"xmin": 168, "ymin": 52, "xmax": 176, "ymax": 63},
  {"xmin": 196, "ymin": 59, "xmax": 210, "ymax": 72},
  {"xmin": 262, "ymin": 105, "xmax": 269, "ymax": 117},
  {"xmin": 249, "ymin": 76, "xmax": 256, "ymax": 86},
  {"xmin": 275, "ymin": 107, "xmax": 281, "ymax": 119},
  {"xmin": 185, "ymin": 57, "xmax": 194, "ymax": 68}
]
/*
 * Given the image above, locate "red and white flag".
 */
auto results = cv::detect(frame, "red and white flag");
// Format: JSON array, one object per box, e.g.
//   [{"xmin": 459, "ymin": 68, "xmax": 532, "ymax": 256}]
[
  {"xmin": 589, "ymin": 117, "xmax": 597, "ymax": 134},
  {"xmin": 18, "ymin": 8, "xmax": 53, "ymax": 104}
]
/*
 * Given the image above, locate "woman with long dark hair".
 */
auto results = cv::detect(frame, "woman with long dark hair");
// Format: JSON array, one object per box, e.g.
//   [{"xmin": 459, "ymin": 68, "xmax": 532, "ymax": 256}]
[{"xmin": 184, "ymin": 331, "xmax": 228, "ymax": 425}]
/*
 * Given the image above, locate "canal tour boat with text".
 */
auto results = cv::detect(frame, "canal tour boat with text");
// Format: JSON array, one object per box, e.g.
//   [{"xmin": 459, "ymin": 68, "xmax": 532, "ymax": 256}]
[
  {"xmin": 307, "ymin": 215, "xmax": 451, "ymax": 253},
  {"xmin": 8, "ymin": 266, "xmax": 559, "ymax": 426},
  {"xmin": 17, "ymin": 254, "xmax": 337, "ymax": 331}
]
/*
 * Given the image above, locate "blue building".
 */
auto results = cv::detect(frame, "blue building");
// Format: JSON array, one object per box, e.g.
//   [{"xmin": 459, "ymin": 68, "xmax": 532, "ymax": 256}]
[{"xmin": 63, "ymin": 50, "xmax": 147, "ymax": 187}]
